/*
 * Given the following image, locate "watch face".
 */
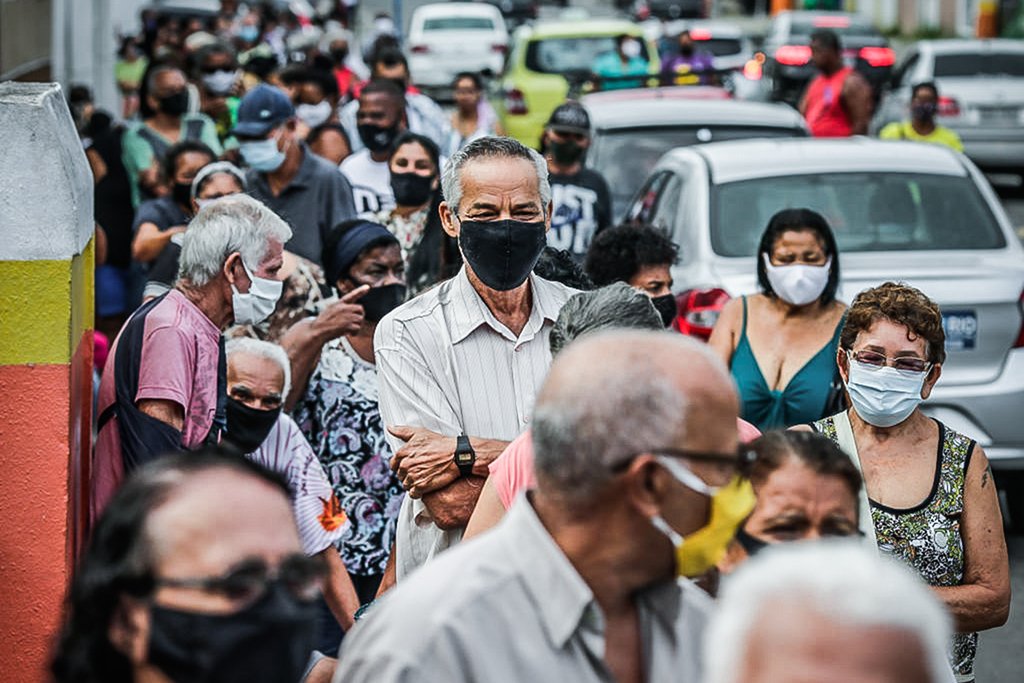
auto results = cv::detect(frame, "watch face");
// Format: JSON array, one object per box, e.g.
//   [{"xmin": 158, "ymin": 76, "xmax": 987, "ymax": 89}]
[{"xmin": 455, "ymin": 452, "xmax": 474, "ymax": 465}]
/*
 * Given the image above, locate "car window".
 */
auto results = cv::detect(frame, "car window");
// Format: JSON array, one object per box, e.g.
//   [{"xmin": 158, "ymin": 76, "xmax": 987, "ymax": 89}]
[
  {"xmin": 789, "ymin": 16, "xmax": 879, "ymax": 37},
  {"xmin": 891, "ymin": 52, "xmax": 919, "ymax": 88},
  {"xmin": 627, "ymin": 171, "xmax": 672, "ymax": 225},
  {"xmin": 933, "ymin": 52, "xmax": 1024, "ymax": 78},
  {"xmin": 712, "ymin": 172, "xmax": 1006, "ymax": 256},
  {"xmin": 650, "ymin": 174, "xmax": 683, "ymax": 233},
  {"xmin": 423, "ymin": 17, "xmax": 495, "ymax": 31},
  {"xmin": 696, "ymin": 38, "xmax": 743, "ymax": 56},
  {"xmin": 593, "ymin": 126, "xmax": 804, "ymax": 208},
  {"xmin": 526, "ymin": 36, "xmax": 650, "ymax": 74}
]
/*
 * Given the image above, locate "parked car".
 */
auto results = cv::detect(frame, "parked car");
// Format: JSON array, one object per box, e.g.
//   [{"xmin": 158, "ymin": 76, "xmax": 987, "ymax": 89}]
[
  {"xmin": 498, "ymin": 19, "xmax": 659, "ymax": 149},
  {"xmin": 763, "ymin": 10, "xmax": 894, "ymax": 104},
  {"xmin": 581, "ymin": 88, "xmax": 807, "ymax": 220},
  {"xmin": 658, "ymin": 19, "xmax": 771, "ymax": 100},
  {"xmin": 625, "ymin": 137, "xmax": 1024, "ymax": 519},
  {"xmin": 407, "ymin": 3, "xmax": 509, "ymax": 97},
  {"xmin": 872, "ymin": 40, "xmax": 1024, "ymax": 175}
]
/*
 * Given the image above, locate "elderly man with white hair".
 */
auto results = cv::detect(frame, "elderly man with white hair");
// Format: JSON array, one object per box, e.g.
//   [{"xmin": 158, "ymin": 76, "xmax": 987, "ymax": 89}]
[
  {"xmin": 706, "ymin": 541, "xmax": 956, "ymax": 683},
  {"xmin": 92, "ymin": 194, "xmax": 290, "ymax": 519},
  {"xmin": 336, "ymin": 330, "xmax": 751, "ymax": 682},
  {"xmin": 373, "ymin": 136, "xmax": 577, "ymax": 584},
  {"xmin": 224, "ymin": 337, "xmax": 361, "ymax": 655}
]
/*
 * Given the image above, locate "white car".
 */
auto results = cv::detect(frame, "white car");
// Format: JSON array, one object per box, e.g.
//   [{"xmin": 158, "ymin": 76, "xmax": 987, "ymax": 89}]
[{"xmin": 407, "ymin": 3, "xmax": 509, "ymax": 94}]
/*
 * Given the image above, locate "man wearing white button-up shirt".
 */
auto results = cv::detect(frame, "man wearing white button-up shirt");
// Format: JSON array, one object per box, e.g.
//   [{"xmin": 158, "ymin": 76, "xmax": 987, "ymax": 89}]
[{"xmin": 374, "ymin": 136, "xmax": 576, "ymax": 583}]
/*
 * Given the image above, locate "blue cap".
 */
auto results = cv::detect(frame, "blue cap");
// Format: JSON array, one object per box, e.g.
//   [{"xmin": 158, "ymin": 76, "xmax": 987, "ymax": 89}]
[{"xmin": 233, "ymin": 84, "xmax": 296, "ymax": 138}]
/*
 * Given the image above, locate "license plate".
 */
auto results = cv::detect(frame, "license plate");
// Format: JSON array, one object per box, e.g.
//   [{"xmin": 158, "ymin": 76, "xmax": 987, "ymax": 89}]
[
  {"xmin": 942, "ymin": 310, "xmax": 977, "ymax": 351},
  {"xmin": 978, "ymin": 106, "xmax": 1018, "ymax": 125}
]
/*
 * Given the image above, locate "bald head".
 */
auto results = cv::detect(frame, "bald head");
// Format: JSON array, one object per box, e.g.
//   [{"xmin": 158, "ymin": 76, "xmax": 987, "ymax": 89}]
[{"xmin": 532, "ymin": 330, "xmax": 738, "ymax": 504}]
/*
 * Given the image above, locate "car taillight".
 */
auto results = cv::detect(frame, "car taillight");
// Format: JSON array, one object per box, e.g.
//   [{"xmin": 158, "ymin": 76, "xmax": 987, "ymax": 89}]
[
  {"xmin": 410, "ymin": 44, "xmax": 429, "ymax": 54},
  {"xmin": 492, "ymin": 43, "xmax": 508, "ymax": 54},
  {"xmin": 674, "ymin": 287, "xmax": 731, "ymax": 340},
  {"xmin": 690, "ymin": 28, "xmax": 712, "ymax": 40},
  {"xmin": 938, "ymin": 96, "xmax": 961, "ymax": 117},
  {"xmin": 1014, "ymin": 289, "xmax": 1024, "ymax": 348},
  {"xmin": 504, "ymin": 88, "xmax": 527, "ymax": 115},
  {"xmin": 775, "ymin": 45, "xmax": 812, "ymax": 66},
  {"xmin": 859, "ymin": 46, "xmax": 895, "ymax": 67}
]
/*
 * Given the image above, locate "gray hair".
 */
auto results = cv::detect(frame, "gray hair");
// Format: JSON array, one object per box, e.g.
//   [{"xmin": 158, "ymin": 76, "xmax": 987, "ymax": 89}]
[
  {"xmin": 549, "ymin": 282, "xmax": 663, "ymax": 356},
  {"xmin": 146, "ymin": 64, "xmax": 183, "ymax": 94},
  {"xmin": 178, "ymin": 194, "xmax": 291, "ymax": 287},
  {"xmin": 706, "ymin": 541, "xmax": 953, "ymax": 683},
  {"xmin": 225, "ymin": 337, "xmax": 292, "ymax": 399},
  {"xmin": 533, "ymin": 331, "xmax": 715, "ymax": 503},
  {"xmin": 441, "ymin": 136, "xmax": 551, "ymax": 217}
]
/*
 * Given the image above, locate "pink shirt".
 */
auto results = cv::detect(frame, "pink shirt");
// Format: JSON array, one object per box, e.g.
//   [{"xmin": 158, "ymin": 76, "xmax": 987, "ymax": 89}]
[
  {"xmin": 489, "ymin": 419, "xmax": 763, "ymax": 510},
  {"xmin": 92, "ymin": 290, "xmax": 221, "ymax": 519}
]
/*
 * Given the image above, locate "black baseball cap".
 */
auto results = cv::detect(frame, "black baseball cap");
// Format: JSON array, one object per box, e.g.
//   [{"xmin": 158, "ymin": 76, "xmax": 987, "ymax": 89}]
[
  {"xmin": 546, "ymin": 101, "xmax": 590, "ymax": 136},
  {"xmin": 232, "ymin": 84, "xmax": 296, "ymax": 138}
]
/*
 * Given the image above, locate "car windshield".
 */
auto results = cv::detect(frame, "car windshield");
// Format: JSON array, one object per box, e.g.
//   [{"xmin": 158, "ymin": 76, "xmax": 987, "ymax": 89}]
[
  {"xmin": 694, "ymin": 38, "xmax": 743, "ymax": 56},
  {"xmin": 933, "ymin": 52, "xmax": 1024, "ymax": 78},
  {"xmin": 526, "ymin": 36, "xmax": 649, "ymax": 74},
  {"xmin": 712, "ymin": 172, "xmax": 1006, "ymax": 256},
  {"xmin": 423, "ymin": 17, "xmax": 495, "ymax": 30}
]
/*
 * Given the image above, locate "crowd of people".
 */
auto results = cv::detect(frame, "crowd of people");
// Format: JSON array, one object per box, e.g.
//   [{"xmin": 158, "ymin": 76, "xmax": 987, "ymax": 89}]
[{"xmin": 49, "ymin": 2, "xmax": 1008, "ymax": 682}]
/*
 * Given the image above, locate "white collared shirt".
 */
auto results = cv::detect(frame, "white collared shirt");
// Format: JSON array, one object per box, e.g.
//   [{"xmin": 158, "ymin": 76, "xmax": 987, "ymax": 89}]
[
  {"xmin": 334, "ymin": 492, "xmax": 712, "ymax": 682},
  {"xmin": 374, "ymin": 267, "xmax": 576, "ymax": 579}
]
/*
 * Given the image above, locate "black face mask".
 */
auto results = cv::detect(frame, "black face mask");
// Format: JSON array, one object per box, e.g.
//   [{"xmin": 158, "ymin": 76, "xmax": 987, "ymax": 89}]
[
  {"xmin": 390, "ymin": 171, "xmax": 434, "ymax": 207},
  {"xmin": 357, "ymin": 123, "xmax": 400, "ymax": 154},
  {"xmin": 734, "ymin": 525, "xmax": 770, "ymax": 558},
  {"xmin": 223, "ymin": 397, "xmax": 281, "ymax": 454},
  {"xmin": 158, "ymin": 90, "xmax": 190, "ymax": 117},
  {"xmin": 147, "ymin": 581, "xmax": 316, "ymax": 683},
  {"xmin": 679, "ymin": 43, "xmax": 694, "ymax": 57},
  {"xmin": 357, "ymin": 282, "xmax": 407, "ymax": 322},
  {"xmin": 331, "ymin": 47, "xmax": 349, "ymax": 65},
  {"xmin": 459, "ymin": 219, "xmax": 547, "ymax": 291},
  {"xmin": 651, "ymin": 293, "xmax": 678, "ymax": 328},
  {"xmin": 172, "ymin": 182, "xmax": 193, "ymax": 208},
  {"xmin": 549, "ymin": 138, "xmax": 584, "ymax": 166}
]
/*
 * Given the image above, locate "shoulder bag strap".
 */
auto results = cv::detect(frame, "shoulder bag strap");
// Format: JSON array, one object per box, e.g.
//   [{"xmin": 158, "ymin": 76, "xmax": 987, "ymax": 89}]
[{"xmin": 832, "ymin": 410, "xmax": 878, "ymax": 552}]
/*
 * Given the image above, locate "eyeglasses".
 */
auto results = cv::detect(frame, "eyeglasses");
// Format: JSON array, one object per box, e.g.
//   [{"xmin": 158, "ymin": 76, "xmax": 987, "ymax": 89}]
[
  {"xmin": 846, "ymin": 348, "xmax": 932, "ymax": 374},
  {"xmin": 154, "ymin": 554, "xmax": 326, "ymax": 607}
]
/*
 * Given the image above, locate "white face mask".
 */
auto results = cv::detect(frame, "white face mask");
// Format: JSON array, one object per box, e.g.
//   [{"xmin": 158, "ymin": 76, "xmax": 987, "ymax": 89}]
[
  {"xmin": 295, "ymin": 101, "xmax": 333, "ymax": 128},
  {"xmin": 762, "ymin": 254, "xmax": 831, "ymax": 307},
  {"xmin": 844, "ymin": 356, "xmax": 927, "ymax": 428},
  {"xmin": 201, "ymin": 69, "xmax": 239, "ymax": 95},
  {"xmin": 621, "ymin": 39, "xmax": 642, "ymax": 58},
  {"xmin": 231, "ymin": 260, "xmax": 283, "ymax": 325}
]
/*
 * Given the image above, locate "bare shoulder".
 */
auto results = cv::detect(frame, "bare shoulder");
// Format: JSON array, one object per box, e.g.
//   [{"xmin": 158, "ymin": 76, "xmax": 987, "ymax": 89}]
[{"xmin": 843, "ymin": 69, "xmax": 871, "ymax": 92}]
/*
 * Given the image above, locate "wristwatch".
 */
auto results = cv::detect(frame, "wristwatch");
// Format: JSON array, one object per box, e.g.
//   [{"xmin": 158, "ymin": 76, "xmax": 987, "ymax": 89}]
[{"xmin": 454, "ymin": 433, "xmax": 476, "ymax": 478}]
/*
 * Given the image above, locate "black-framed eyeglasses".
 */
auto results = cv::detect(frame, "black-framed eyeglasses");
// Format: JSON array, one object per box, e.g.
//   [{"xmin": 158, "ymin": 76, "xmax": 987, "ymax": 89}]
[
  {"xmin": 154, "ymin": 554, "xmax": 326, "ymax": 607},
  {"xmin": 846, "ymin": 348, "xmax": 933, "ymax": 374}
]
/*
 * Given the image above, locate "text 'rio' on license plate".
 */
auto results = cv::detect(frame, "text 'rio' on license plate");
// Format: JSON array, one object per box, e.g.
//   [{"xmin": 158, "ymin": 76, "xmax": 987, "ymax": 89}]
[{"xmin": 942, "ymin": 310, "xmax": 977, "ymax": 351}]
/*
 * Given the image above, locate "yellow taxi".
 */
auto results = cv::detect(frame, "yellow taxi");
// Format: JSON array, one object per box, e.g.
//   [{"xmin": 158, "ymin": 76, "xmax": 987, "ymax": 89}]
[{"xmin": 497, "ymin": 19, "xmax": 659, "ymax": 149}]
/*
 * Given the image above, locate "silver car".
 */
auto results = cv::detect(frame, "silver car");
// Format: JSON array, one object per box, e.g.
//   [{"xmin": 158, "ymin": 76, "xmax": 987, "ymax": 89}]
[
  {"xmin": 626, "ymin": 137, "xmax": 1024, "ymax": 509},
  {"xmin": 873, "ymin": 39, "xmax": 1024, "ymax": 173},
  {"xmin": 581, "ymin": 90, "xmax": 808, "ymax": 220}
]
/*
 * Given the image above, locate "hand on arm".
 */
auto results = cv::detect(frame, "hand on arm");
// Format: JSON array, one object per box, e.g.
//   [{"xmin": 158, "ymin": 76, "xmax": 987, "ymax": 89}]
[
  {"xmin": 388, "ymin": 425, "xmax": 508, "ymax": 498},
  {"xmin": 932, "ymin": 446, "xmax": 1011, "ymax": 632},
  {"xmin": 421, "ymin": 476, "xmax": 487, "ymax": 530},
  {"xmin": 280, "ymin": 286, "xmax": 368, "ymax": 410}
]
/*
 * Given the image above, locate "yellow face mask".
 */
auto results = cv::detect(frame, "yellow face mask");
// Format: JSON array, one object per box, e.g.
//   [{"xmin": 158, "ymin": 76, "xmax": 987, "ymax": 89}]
[{"xmin": 650, "ymin": 457, "xmax": 756, "ymax": 578}]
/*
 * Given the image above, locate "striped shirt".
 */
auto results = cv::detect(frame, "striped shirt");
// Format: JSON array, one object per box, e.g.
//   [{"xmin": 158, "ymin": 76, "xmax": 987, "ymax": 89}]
[
  {"xmin": 246, "ymin": 414, "xmax": 348, "ymax": 556},
  {"xmin": 375, "ymin": 267, "xmax": 576, "ymax": 578}
]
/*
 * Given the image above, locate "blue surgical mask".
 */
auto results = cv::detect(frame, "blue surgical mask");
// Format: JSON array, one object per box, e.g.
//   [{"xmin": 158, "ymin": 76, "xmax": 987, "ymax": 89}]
[
  {"xmin": 844, "ymin": 356, "xmax": 926, "ymax": 428},
  {"xmin": 240, "ymin": 136, "xmax": 285, "ymax": 173},
  {"xmin": 239, "ymin": 25, "xmax": 260, "ymax": 43}
]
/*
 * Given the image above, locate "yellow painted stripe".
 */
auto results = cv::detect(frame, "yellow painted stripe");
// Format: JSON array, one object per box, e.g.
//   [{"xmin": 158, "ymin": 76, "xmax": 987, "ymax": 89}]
[{"xmin": 0, "ymin": 238, "xmax": 94, "ymax": 366}]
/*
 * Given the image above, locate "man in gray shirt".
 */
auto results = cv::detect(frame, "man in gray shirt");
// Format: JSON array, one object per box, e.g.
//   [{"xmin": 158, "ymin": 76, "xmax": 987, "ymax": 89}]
[
  {"xmin": 234, "ymin": 84, "xmax": 356, "ymax": 264},
  {"xmin": 336, "ymin": 330, "xmax": 743, "ymax": 682}
]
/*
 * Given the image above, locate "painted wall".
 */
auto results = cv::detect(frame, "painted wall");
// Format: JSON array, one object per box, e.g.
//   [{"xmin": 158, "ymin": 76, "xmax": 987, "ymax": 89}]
[{"xmin": 0, "ymin": 82, "xmax": 94, "ymax": 683}]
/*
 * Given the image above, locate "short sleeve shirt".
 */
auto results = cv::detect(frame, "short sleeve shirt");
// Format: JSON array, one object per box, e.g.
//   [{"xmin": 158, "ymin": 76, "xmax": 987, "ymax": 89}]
[
  {"xmin": 246, "ymin": 413, "xmax": 348, "ymax": 556},
  {"xmin": 339, "ymin": 149, "xmax": 395, "ymax": 215},
  {"xmin": 879, "ymin": 121, "xmax": 964, "ymax": 152},
  {"xmin": 92, "ymin": 289, "xmax": 222, "ymax": 517},
  {"xmin": 132, "ymin": 196, "xmax": 189, "ymax": 233},
  {"xmin": 121, "ymin": 114, "xmax": 223, "ymax": 207},
  {"xmin": 547, "ymin": 168, "xmax": 613, "ymax": 261}
]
